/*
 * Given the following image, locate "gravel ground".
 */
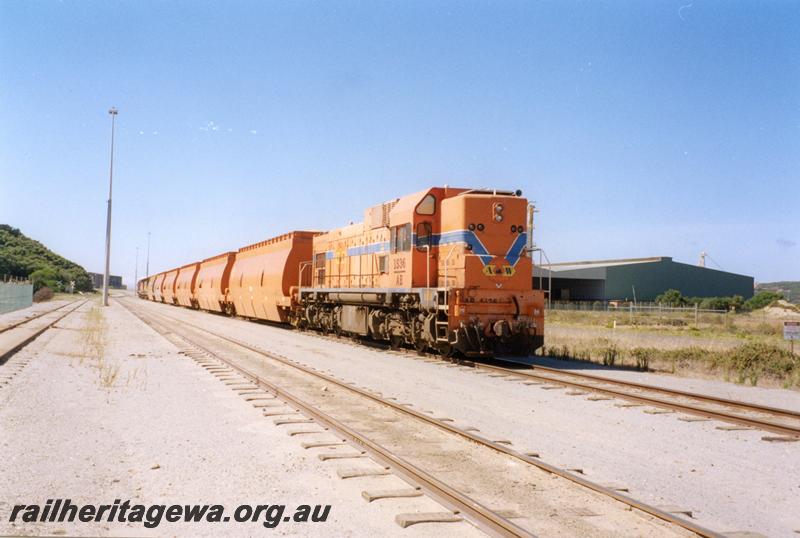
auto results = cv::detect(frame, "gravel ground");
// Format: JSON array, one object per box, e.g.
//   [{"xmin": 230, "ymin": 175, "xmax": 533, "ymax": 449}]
[
  {"xmin": 0, "ymin": 298, "xmax": 483, "ymax": 537},
  {"xmin": 134, "ymin": 299, "xmax": 800, "ymax": 537},
  {"xmin": 0, "ymin": 299, "xmax": 72, "ymax": 329}
]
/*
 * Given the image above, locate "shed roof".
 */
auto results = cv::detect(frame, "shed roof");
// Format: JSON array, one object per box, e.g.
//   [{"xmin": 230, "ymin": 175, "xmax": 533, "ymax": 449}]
[{"xmin": 543, "ymin": 256, "xmax": 670, "ymax": 272}]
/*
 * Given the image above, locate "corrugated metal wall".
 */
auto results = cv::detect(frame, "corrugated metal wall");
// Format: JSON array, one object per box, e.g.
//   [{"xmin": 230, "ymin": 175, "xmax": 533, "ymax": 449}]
[
  {"xmin": 0, "ymin": 281, "xmax": 34, "ymax": 314},
  {"xmin": 605, "ymin": 260, "xmax": 754, "ymax": 301}
]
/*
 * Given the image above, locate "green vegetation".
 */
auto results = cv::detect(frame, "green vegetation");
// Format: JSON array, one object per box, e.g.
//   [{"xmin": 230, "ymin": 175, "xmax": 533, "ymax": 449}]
[
  {"xmin": 0, "ymin": 224, "xmax": 93, "ymax": 292},
  {"xmin": 743, "ymin": 290, "xmax": 785, "ymax": 310},
  {"xmin": 542, "ymin": 341, "xmax": 799, "ymax": 387},
  {"xmin": 654, "ymin": 288, "xmax": 781, "ymax": 312},
  {"xmin": 757, "ymin": 281, "xmax": 800, "ymax": 305}
]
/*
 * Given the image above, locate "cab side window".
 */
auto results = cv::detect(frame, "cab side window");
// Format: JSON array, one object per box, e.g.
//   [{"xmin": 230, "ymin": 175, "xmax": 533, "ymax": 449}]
[
  {"xmin": 416, "ymin": 221, "xmax": 432, "ymax": 249},
  {"xmin": 416, "ymin": 194, "xmax": 436, "ymax": 215},
  {"xmin": 391, "ymin": 223, "xmax": 411, "ymax": 252}
]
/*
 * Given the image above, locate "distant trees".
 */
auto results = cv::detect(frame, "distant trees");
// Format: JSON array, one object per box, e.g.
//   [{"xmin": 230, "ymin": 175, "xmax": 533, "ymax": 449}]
[{"xmin": 654, "ymin": 288, "xmax": 782, "ymax": 312}]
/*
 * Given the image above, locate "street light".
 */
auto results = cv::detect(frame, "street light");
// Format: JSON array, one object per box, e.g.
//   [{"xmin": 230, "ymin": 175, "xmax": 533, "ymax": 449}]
[
  {"xmin": 102, "ymin": 106, "xmax": 118, "ymax": 307},
  {"xmin": 146, "ymin": 231, "xmax": 151, "ymax": 277},
  {"xmin": 134, "ymin": 246, "xmax": 139, "ymax": 291}
]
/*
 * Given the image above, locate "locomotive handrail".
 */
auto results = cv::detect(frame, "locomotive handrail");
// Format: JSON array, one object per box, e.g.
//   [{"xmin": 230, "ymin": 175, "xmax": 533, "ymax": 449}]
[
  {"xmin": 442, "ymin": 245, "xmax": 458, "ymax": 294},
  {"xmin": 424, "ymin": 244, "xmax": 431, "ymax": 305},
  {"xmin": 297, "ymin": 261, "xmax": 312, "ymax": 300}
]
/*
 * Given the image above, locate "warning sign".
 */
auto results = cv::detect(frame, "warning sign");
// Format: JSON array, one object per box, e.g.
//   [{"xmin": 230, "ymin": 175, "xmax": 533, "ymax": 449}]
[{"xmin": 784, "ymin": 321, "xmax": 800, "ymax": 341}]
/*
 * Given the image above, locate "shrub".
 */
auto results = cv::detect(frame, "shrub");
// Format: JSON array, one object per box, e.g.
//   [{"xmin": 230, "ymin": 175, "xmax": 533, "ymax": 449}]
[
  {"xmin": 33, "ymin": 286, "xmax": 54, "ymax": 302},
  {"xmin": 630, "ymin": 347, "xmax": 653, "ymax": 370},
  {"xmin": 699, "ymin": 296, "xmax": 743, "ymax": 311},
  {"xmin": 724, "ymin": 342, "xmax": 797, "ymax": 386},
  {"xmin": 600, "ymin": 340, "xmax": 618, "ymax": 366},
  {"xmin": 30, "ymin": 268, "xmax": 62, "ymax": 292},
  {"xmin": 655, "ymin": 289, "xmax": 686, "ymax": 306},
  {"xmin": 743, "ymin": 291, "xmax": 784, "ymax": 311}
]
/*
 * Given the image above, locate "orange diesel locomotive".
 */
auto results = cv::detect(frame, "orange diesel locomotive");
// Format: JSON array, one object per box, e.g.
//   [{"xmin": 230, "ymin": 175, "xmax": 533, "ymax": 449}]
[
  {"xmin": 138, "ymin": 187, "xmax": 544, "ymax": 356},
  {"xmin": 297, "ymin": 187, "xmax": 543, "ymax": 355}
]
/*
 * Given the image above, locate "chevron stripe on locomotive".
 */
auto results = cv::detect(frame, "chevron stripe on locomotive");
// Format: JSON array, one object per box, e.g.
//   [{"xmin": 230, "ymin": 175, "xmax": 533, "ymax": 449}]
[{"xmin": 137, "ymin": 187, "xmax": 545, "ymax": 356}]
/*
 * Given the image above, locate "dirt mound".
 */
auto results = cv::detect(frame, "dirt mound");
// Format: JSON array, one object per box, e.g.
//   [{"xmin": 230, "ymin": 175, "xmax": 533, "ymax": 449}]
[{"xmin": 763, "ymin": 299, "xmax": 800, "ymax": 319}]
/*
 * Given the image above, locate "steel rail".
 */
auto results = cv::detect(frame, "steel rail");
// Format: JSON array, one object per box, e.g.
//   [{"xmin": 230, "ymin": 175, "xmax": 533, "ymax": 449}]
[
  {"xmin": 503, "ymin": 359, "xmax": 800, "ymax": 420},
  {"xmin": 233, "ymin": 307, "xmax": 800, "ymax": 437},
  {"xmin": 122, "ymin": 301, "xmax": 532, "ymax": 538},
  {"xmin": 122, "ymin": 299, "xmax": 723, "ymax": 538},
  {"xmin": 457, "ymin": 358, "xmax": 800, "ymax": 438},
  {"xmin": 0, "ymin": 300, "xmax": 78, "ymax": 334},
  {"xmin": 0, "ymin": 300, "xmax": 88, "ymax": 364}
]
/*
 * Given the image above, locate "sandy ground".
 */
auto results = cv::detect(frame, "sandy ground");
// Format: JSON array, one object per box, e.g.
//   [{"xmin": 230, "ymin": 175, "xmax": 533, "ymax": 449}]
[
  {"xmin": 133, "ymin": 298, "xmax": 800, "ymax": 537},
  {"xmin": 0, "ymin": 299, "xmax": 483, "ymax": 537}
]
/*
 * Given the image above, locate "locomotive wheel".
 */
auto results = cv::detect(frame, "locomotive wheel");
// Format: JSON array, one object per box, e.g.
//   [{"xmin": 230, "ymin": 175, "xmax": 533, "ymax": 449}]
[
  {"xmin": 437, "ymin": 342, "xmax": 453, "ymax": 358},
  {"xmin": 389, "ymin": 334, "xmax": 403, "ymax": 350},
  {"xmin": 414, "ymin": 338, "xmax": 428, "ymax": 355}
]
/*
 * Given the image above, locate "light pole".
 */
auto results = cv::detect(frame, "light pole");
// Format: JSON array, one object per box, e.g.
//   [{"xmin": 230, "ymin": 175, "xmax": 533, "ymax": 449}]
[
  {"xmin": 146, "ymin": 231, "xmax": 151, "ymax": 277},
  {"xmin": 102, "ymin": 106, "xmax": 118, "ymax": 307}
]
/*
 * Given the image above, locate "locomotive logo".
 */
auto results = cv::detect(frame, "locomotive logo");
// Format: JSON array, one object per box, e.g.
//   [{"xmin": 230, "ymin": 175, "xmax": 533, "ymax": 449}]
[{"xmin": 482, "ymin": 257, "xmax": 516, "ymax": 279}]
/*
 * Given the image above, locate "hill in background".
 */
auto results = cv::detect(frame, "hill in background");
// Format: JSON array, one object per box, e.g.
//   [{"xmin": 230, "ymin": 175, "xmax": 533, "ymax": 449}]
[
  {"xmin": 757, "ymin": 281, "xmax": 800, "ymax": 305},
  {"xmin": 0, "ymin": 224, "xmax": 93, "ymax": 292}
]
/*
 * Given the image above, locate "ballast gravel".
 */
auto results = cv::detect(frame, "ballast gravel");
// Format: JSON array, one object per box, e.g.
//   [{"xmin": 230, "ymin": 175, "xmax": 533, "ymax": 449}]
[
  {"xmin": 0, "ymin": 299, "xmax": 482, "ymax": 537},
  {"xmin": 133, "ymin": 298, "xmax": 800, "ymax": 537}
]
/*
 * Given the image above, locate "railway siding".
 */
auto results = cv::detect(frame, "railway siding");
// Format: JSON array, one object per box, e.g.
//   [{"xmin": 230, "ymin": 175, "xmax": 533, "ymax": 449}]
[
  {"xmin": 2, "ymin": 299, "xmax": 480, "ymax": 538},
  {"xmin": 128, "ymin": 297, "xmax": 800, "ymax": 537},
  {"xmin": 123, "ymin": 298, "xmax": 709, "ymax": 538}
]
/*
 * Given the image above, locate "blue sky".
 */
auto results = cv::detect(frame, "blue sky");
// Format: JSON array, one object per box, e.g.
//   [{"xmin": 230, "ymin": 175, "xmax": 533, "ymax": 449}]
[{"xmin": 1, "ymin": 1, "xmax": 798, "ymax": 285}]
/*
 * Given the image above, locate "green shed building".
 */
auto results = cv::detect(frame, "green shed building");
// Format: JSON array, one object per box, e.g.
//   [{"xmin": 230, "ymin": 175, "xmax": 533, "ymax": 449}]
[{"xmin": 533, "ymin": 257, "xmax": 754, "ymax": 302}]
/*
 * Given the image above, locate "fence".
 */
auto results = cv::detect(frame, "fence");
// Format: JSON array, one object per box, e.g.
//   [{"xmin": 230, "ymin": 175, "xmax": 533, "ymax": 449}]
[
  {"xmin": 546, "ymin": 300, "xmax": 729, "ymax": 327},
  {"xmin": 0, "ymin": 277, "xmax": 33, "ymax": 315}
]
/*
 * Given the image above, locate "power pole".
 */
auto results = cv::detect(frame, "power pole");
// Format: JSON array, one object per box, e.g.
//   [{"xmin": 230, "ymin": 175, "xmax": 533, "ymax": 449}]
[
  {"xmin": 102, "ymin": 107, "xmax": 118, "ymax": 307},
  {"xmin": 134, "ymin": 246, "xmax": 139, "ymax": 289}
]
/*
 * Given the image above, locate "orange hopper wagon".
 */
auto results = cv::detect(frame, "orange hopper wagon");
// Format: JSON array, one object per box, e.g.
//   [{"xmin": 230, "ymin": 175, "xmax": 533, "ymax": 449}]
[
  {"xmin": 174, "ymin": 262, "xmax": 200, "ymax": 308},
  {"xmin": 195, "ymin": 252, "xmax": 236, "ymax": 314},
  {"xmin": 228, "ymin": 231, "xmax": 319, "ymax": 322}
]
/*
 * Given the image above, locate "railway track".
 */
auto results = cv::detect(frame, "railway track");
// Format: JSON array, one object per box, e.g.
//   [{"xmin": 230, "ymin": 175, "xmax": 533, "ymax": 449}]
[
  {"xmin": 125, "ymin": 295, "xmax": 800, "ymax": 438},
  {"xmin": 0, "ymin": 301, "xmax": 78, "ymax": 334},
  {"xmin": 252, "ymin": 309, "xmax": 800, "ymax": 439},
  {"xmin": 456, "ymin": 357, "xmax": 800, "ymax": 439},
  {"xmin": 121, "ymin": 298, "xmax": 720, "ymax": 537},
  {"xmin": 290, "ymin": 316, "xmax": 800, "ymax": 439},
  {"xmin": 0, "ymin": 299, "xmax": 88, "ymax": 364}
]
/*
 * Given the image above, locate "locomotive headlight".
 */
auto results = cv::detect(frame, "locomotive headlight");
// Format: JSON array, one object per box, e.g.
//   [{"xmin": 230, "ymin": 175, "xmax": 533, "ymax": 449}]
[{"xmin": 493, "ymin": 202, "xmax": 504, "ymax": 222}]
